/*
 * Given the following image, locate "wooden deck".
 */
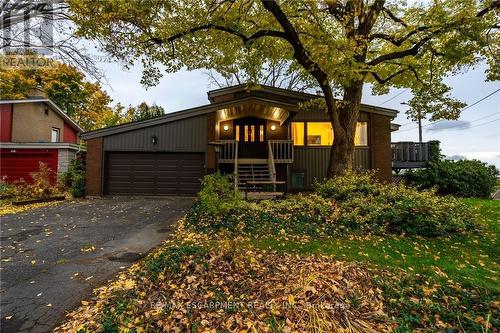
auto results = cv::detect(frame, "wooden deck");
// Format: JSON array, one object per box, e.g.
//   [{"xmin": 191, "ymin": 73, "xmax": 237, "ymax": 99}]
[{"xmin": 392, "ymin": 142, "xmax": 431, "ymax": 170}]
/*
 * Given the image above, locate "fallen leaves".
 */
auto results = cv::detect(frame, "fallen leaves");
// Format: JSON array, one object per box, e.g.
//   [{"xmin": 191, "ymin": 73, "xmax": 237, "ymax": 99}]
[
  {"xmin": 0, "ymin": 201, "xmax": 62, "ymax": 216},
  {"xmin": 55, "ymin": 236, "xmax": 395, "ymax": 333}
]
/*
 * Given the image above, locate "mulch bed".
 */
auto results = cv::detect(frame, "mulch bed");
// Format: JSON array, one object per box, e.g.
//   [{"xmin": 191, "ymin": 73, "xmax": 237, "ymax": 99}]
[{"xmin": 11, "ymin": 196, "xmax": 66, "ymax": 206}]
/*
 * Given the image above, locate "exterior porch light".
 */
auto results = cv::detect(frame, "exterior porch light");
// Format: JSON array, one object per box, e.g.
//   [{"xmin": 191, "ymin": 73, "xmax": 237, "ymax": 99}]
[
  {"xmin": 223, "ymin": 124, "xmax": 229, "ymax": 131},
  {"xmin": 270, "ymin": 125, "xmax": 277, "ymax": 131},
  {"xmin": 151, "ymin": 135, "xmax": 158, "ymax": 145}
]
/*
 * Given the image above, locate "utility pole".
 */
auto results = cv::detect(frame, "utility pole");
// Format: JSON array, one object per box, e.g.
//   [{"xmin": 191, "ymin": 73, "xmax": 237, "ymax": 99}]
[{"xmin": 417, "ymin": 109, "xmax": 423, "ymax": 143}]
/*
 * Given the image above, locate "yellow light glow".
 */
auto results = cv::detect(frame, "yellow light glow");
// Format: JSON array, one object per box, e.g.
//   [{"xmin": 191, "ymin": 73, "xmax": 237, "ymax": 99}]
[
  {"xmin": 223, "ymin": 125, "xmax": 229, "ymax": 131},
  {"xmin": 307, "ymin": 122, "xmax": 334, "ymax": 146},
  {"xmin": 270, "ymin": 125, "xmax": 277, "ymax": 131},
  {"xmin": 291, "ymin": 122, "xmax": 305, "ymax": 146}
]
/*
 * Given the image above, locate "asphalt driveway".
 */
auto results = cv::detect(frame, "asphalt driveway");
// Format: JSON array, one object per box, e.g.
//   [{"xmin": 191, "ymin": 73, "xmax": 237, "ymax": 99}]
[{"xmin": 0, "ymin": 197, "xmax": 195, "ymax": 333}]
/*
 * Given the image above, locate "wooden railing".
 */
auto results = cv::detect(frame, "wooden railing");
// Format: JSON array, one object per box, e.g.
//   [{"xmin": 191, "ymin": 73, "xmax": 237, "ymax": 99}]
[
  {"xmin": 267, "ymin": 141, "xmax": 277, "ymax": 182},
  {"xmin": 268, "ymin": 140, "xmax": 293, "ymax": 163},
  {"xmin": 392, "ymin": 141, "xmax": 430, "ymax": 169},
  {"xmin": 218, "ymin": 140, "xmax": 238, "ymax": 163},
  {"xmin": 233, "ymin": 142, "xmax": 239, "ymax": 193}
]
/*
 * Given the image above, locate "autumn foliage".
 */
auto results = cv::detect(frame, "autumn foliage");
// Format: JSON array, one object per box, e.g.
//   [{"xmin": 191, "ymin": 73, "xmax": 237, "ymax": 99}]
[{"xmin": 187, "ymin": 172, "xmax": 475, "ymax": 238}]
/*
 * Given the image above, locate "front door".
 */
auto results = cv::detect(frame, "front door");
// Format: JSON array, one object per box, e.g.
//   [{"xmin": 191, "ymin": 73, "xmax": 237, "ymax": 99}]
[{"xmin": 234, "ymin": 118, "xmax": 266, "ymax": 158}]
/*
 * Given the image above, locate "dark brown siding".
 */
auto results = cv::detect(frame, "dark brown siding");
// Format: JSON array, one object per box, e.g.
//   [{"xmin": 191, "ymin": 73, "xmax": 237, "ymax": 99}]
[
  {"xmin": 206, "ymin": 112, "xmax": 216, "ymax": 173},
  {"xmin": 103, "ymin": 115, "xmax": 207, "ymax": 152},
  {"xmin": 86, "ymin": 137, "xmax": 103, "ymax": 196},
  {"xmin": 370, "ymin": 113, "xmax": 392, "ymax": 182},
  {"xmin": 105, "ymin": 152, "xmax": 205, "ymax": 196},
  {"xmin": 266, "ymin": 120, "xmax": 287, "ymax": 140},
  {"xmin": 292, "ymin": 147, "xmax": 370, "ymax": 188}
]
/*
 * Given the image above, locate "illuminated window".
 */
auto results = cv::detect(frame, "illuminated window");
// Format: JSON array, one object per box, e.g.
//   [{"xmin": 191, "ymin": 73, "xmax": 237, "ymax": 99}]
[
  {"xmin": 291, "ymin": 122, "xmax": 304, "ymax": 146},
  {"xmin": 307, "ymin": 122, "xmax": 334, "ymax": 146},
  {"xmin": 259, "ymin": 125, "xmax": 264, "ymax": 142},
  {"xmin": 235, "ymin": 125, "xmax": 240, "ymax": 141},
  {"xmin": 250, "ymin": 125, "xmax": 255, "ymax": 141},
  {"xmin": 355, "ymin": 122, "xmax": 368, "ymax": 146},
  {"xmin": 244, "ymin": 125, "xmax": 248, "ymax": 142}
]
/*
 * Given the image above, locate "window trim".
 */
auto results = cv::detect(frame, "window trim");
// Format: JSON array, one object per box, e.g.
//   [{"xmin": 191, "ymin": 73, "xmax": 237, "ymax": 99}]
[{"xmin": 51, "ymin": 127, "xmax": 60, "ymax": 143}]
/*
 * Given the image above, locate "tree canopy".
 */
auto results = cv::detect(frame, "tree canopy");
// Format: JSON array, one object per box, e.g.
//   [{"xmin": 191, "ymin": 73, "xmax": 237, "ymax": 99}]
[
  {"xmin": 0, "ymin": 59, "xmax": 116, "ymax": 130},
  {"xmin": 68, "ymin": 0, "xmax": 499, "ymax": 175},
  {"xmin": 0, "ymin": 58, "xmax": 166, "ymax": 130}
]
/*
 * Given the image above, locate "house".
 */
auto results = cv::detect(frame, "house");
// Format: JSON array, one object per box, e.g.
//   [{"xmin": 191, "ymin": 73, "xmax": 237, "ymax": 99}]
[
  {"xmin": 81, "ymin": 84, "xmax": 398, "ymax": 197},
  {"xmin": 0, "ymin": 98, "xmax": 84, "ymax": 183}
]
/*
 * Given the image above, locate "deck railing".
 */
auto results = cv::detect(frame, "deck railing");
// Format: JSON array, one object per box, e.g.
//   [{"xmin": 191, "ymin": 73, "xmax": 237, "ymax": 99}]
[
  {"xmin": 267, "ymin": 141, "xmax": 277, "ymax": 182},
  {"xmin": 391, "ymin": 141, "xmax": 430, "ymax": 169},
  {"xmin": 268, "ymin": 140, "xmax": 293, "ymax": 163},
  {"xmin": 218, "ymin": 140, "xmax": 238, "ymax": 163}
]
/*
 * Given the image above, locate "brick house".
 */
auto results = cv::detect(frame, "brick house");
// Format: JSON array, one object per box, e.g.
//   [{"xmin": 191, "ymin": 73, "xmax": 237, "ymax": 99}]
[
  {"xmin": 82, "ymin": 85, "xmax": 398, "ymax": 197},
  {"xmin": 0, "ymin": 98, "xmax": 84, "ymax": 183}
]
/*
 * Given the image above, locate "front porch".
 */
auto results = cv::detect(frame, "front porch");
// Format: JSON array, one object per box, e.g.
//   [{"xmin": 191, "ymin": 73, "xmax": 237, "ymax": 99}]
[{"xmin": 211, "ymin": 103, "xmax": 295, "ymax": 195}]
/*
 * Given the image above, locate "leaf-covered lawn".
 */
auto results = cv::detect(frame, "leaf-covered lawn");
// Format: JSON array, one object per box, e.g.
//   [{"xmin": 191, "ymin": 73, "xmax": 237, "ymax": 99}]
[
  {"xmin": 251, "ymin": 199, "xmax": 499, "ymax": 291},
  {"xmin": 56, "ymin": 199, "xmax": 499, "ymax": 332}
]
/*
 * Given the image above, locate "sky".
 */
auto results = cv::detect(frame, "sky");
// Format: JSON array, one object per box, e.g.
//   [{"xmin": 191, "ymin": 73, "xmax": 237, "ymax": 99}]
[{"xmin": 96, "ymin": 60, "xmax": 500, "ymax": 168}]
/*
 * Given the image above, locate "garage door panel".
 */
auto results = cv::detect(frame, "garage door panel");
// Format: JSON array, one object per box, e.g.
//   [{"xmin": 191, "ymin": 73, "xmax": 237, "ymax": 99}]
[{"xmin": 105, "ymin": 152, "xmax": 204, "ymax": 196}]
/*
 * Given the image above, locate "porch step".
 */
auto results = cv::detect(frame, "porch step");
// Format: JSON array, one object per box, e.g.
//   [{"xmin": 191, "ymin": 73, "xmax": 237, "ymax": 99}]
[{"xmin": 236, "ymin": 160, "xmax": 272, "ymax": 185}]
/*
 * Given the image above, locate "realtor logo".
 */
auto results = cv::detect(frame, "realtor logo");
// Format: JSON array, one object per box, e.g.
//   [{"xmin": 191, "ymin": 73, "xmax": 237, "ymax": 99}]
[{"xmin": 1, "ymin": 0, "xmax": 55, "ymax": 56}]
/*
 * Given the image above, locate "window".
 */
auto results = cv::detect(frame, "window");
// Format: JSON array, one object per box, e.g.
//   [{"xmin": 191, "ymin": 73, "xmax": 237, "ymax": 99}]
[
  {"xmin": 307, "ymin": 122, "xmax": 334, "ymax": 146},
  {"xmin": 291, "ymin": 121, "xmax": 368, "ymax": 147},
  {"xmin": 259, "ymin": 125, "xmax": 264, "ymax": 142},
  {"xmin": 291, "ymin": 122, "xmax": 304, "ymax": 146},
  {"xmin": 51, "ymin": 128, "xmax": 60, "ymax": 142},
  {"xmin": 355, "ymin": 122, "xmax": 368, "ymax": 146},
  {"xmin": 235, "ymin": 125, "xmax": 240, "ymax": 141}
]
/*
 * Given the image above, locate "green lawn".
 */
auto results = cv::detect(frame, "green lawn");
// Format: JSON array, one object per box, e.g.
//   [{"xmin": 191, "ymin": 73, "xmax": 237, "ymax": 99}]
[{"xmin": 252, "ymin": 198, "xmax": 499, "ymax": 290}]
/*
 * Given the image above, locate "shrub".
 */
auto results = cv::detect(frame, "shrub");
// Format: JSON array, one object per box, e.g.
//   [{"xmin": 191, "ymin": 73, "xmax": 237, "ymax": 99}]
[
  {"xmin": 334, "ymin": 183, "xmax": 475, "ymax": 236},
  {"xmin": 61, "ymin": 156, "xmax": 86, "ymax": 198},
  {"xmin": 188, "ymin": 171, "xmax": 475, "ymax": 238},
  {"xmin": 2, "ymin": 162, "xmax": 60, "ymax": 199},
  {"xmin": 314, "ymin": 171, "xmax": 379, "ymax": 201},
  {"xmin": 404, "ymin": 159, "xmax": 499, "ymax": 198},
  {"xmin": 30, "ymin": 161, "xmax": 55, "ymax": 198},
  {"xmin": 316, "ymin": 171, "xmax": 475, "ymax": 236},
  {"xmin": 197, "ymin": 172, "xmax": 241, "ymax": 214}
]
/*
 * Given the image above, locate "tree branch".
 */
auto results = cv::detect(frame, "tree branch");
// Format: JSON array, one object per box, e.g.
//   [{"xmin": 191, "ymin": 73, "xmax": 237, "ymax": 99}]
[
  {"xmin": 147, "ymin": 24, "xmax": 287, "ymax": 48},
  {"xmin": 370, "ymin": 68, "xmax": 406, "ymax": 84},
  {"xmin": 382, "ymin": 7, "xmax": 407, "ymax": 27},
  {"xmin": 368, "ymin": 36, "xmax": 431, "ymax": 66},
  {"xmin": 476, "ymin": 0, "xmax": 500, "ymax": 17}
]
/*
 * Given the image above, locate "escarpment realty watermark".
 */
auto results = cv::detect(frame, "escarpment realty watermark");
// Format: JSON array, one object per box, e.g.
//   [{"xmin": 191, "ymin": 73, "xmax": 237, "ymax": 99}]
[{"xmin": 150, "ymin": 299, "xmax": 348, "ymax": 312}]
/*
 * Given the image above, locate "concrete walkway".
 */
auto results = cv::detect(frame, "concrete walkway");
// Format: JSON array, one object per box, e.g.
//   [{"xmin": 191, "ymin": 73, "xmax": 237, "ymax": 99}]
[{"xmin": 0, "ymin": 197, "xmax": 194, "ymax": 333}]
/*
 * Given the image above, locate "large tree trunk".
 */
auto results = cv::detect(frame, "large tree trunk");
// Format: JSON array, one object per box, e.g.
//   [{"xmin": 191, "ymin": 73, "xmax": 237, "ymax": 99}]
[{"xmin": 326, "ymin": 80, "xmax": 364, "ymax": 178}]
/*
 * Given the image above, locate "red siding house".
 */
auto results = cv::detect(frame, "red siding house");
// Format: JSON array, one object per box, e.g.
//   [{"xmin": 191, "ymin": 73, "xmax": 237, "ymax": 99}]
[{"xmin": 0, "ymin": 98, "xmax": 84, "ymax": 184}]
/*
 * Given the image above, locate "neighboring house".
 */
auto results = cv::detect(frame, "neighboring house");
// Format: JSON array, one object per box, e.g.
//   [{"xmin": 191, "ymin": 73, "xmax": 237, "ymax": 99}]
[
  {"xmin": 82, "ymin": 85, "xmax": 399, "ymax": 197},
  {"xmin": 0, "ymin": 98, "xmax": 84, "ymax": 183}
]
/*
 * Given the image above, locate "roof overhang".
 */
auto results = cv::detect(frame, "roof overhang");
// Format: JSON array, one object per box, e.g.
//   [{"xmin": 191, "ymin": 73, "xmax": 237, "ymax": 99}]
[
  {"xmin": 391, "ymin": 123, "xmax": 401, "ymax": 132},
  {"xmin": 0, "ymin": 142, "xmax": 84, "ymax": 151},
  {"xmin": 207, "ymin": 84, "xmax": 399, "ymax": 119},
  {"xmin": 216, "ymin": 103, "xmax": 293, "ymax": 125},
  {"xmin": 80, "ymin": 96, "xmax": 300, "ymax": 140},
  {"xmin": 0, "ymin": 98, "xmax": 84, "ymax": 133}
]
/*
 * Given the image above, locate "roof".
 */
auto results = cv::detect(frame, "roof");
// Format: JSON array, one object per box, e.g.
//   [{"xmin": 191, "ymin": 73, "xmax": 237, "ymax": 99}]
[
  {"xmin": 207, "ymin": 84, "xmax": 400, "ymax": 118},
  {"xmin": 81, "ymin": 85, "xmax": 399, "ymax": 140},
  {"xmin": 0, "ymin": 98, "xmax": 84, "ymax": 133},
  {"xmin": 80, "ymin": 96, "xmax": 299, "ymax": 140},
  {"xmin": 391, "ymin": 123, "xmax": 401, "ymax": 132}
]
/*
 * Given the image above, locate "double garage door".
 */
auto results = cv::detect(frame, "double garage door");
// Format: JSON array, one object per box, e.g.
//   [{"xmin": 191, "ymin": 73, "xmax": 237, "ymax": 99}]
[{"xmin": 104, "ymin": 152, "xmax": 205, "ymax": 196}]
